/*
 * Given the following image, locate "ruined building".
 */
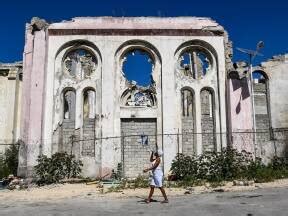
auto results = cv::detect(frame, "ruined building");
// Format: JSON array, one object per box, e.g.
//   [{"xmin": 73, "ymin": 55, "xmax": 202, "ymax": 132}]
[
  {"xmin": 0, "ymin": 17, "xmax": 287, "ymax": 178},
  {"xmin": 228, "ymin": 55, "xmax": 288, "ymax": 162}
]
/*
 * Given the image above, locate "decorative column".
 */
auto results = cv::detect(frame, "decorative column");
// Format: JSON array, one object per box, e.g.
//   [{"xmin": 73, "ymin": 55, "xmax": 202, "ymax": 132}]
[{"xmin": 18, "ymin": 17, "xmax": 48, "ymax": 177}]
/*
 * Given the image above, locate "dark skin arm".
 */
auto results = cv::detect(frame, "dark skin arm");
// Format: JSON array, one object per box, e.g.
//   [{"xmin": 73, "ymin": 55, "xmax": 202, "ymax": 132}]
[
  {"xmin": 150, "ymin": 151, "xmax": 154, "ymax": 162},
  {"xmin": 143, "ymin": 156, "xmax": 160, "ymax": 173}
]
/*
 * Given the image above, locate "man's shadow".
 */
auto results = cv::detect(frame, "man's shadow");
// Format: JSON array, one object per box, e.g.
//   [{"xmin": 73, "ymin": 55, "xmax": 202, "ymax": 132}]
[{"xmin": 136, "ymin": 196, "xmax": 158, "ymax": 204}]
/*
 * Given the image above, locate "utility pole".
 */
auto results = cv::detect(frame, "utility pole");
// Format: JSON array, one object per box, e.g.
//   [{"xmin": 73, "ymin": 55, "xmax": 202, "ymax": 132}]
[{"xmin": 237, "ymin": 41, "xmax": 264, "ymax": 156}]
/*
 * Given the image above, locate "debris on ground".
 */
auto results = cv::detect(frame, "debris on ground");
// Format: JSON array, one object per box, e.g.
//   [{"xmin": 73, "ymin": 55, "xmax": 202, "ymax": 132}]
[
  {"xmin": 184, "ymin": 187, "xmax": 194, "ymax": 194},
  {"xmin": 59, "ymin": 178, "xmax": 90, "ymax": 184},
  {"xmin": 233, "ymin": 180, "xmax": 255, "ymax": 186},
  {"xmin": 213, "ymin": 188, "xmax": 225, "ymax": 193},
  {"xmin": 1, "ymin": 174, "xmax": 29, "ymax": 190},
  {"xmin": 86, "ymin": 180, "xmax": 100, "ymax": 185}
]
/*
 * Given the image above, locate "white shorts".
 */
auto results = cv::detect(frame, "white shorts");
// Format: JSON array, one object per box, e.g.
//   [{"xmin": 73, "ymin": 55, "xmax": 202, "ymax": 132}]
[{"xmin": 150, "ymin": 169, "xmax": 163, "ymax": 188}]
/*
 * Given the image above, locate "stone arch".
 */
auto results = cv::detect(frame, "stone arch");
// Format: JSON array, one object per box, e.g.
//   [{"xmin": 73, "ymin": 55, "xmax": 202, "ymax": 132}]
[
  {"xmin": 63, "ymin": 48, "xmax": 97, "ymax": 79},
  {"xmin": 55, "ymin": 40, "xmax": 102, "ymax": 61},
  {"xmin": 58, "ymin": 87, "xmax": 78, "ymax": 155},
  {"xmin": 252, "ymin": 70, "xmax": 271, "ymax": 141},
  {"xmin": 62, "ymin": 88, "xmax": 76, "ymax": 120},
  {"xmin": 81, "ymin": 86, "xmax": 96, "ymax": 157},
  {"xmin": 200, "ymin": 87, "xmax": 216, "ymax": 152},
  {"xmin": 115, "ymin": 39, "xmax": 162, "ymax": 64},
  {"xmin": 175, "ymin": 40, "xmax": 218, "ymax": 80},
  {"xmin": 116, "ymin": 40, "xmax": 161, "ymax": 107},
  {"xmin": 181, "ymin": 87, "xmax": 196, "ymax": 155},
  {"xmin": 82, "ymin": 87, "xmax": 96, "ymax": 119},
  {"xmin": 55, "ymin": 40, "xmax": 102, "ymax": 81},
  {"xmin": 252, "ymin": 70, "xmax": 269, "ymax": 81},
  {"xmin": 116, "ymin": 40, "xmax": 161, "ymax": 80},
  {"xmin": 181, "ymin": 87, "xmax": 195, "ymax": 117}
]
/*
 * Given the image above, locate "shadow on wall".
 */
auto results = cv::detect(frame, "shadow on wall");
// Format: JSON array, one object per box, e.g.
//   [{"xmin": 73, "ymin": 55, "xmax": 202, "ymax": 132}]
[{"xmin": 229, "ymin": 72, "xmax": 251, "ymax": 115}]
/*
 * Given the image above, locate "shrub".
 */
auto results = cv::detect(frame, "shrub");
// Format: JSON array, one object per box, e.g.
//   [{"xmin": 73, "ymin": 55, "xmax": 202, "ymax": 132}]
[
  {"xmin": 34, "ymin": 152, "xmax": 83, "ymax": 185},
  {"xmin": 115, "ymin": 162, "xmax": 123, "ymax": 180},
  {"xmin": 170, "ymin": 148, "xmax": 288, "ymax": 185},
  {"xmin": 0, "ymin": 144, "xmax": 19, "ymax": 179},
  {"xmin": 170, "ymin": 153, "xmax": 198, "ymax": 181},
  {"xmin": 4, "ymin": 144, "xmax": 19, "ymax": 176},
  {"xmin": 170, "ymin": 148, "xmax": 253, "ymax": 183},
  {"xmin": 0, "ymin": 153, "xmax": 9, "ymax": 179},
  {"xmin": 270, "ymin": 156, "xmax": 288, "ymax": 170}
]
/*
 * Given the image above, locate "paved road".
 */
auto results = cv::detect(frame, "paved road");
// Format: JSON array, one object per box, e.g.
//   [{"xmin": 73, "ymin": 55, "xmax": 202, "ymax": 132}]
[{"xmin": 1, "ymin": 187, "xmax": 288, "ymax": 216}]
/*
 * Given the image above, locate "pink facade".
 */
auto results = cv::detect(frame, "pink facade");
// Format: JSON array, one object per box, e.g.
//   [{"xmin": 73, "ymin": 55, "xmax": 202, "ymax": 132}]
[
  {"xmin": 227, "ymin": 77, "xmax": 254, "ymax": 153},
  {"xmin": 18, "ymin": 23, "xmax": 47, "ymax": 176}
]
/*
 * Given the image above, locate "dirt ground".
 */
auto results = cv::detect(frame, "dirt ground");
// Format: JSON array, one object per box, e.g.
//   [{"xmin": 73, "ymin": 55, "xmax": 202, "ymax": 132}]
[{"xmin": 1, "ymin": 178, "xmax": 288, "ymax": 204}]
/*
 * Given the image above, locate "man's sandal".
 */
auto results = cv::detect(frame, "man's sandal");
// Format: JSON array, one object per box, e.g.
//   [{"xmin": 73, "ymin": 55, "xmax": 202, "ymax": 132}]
[{"xmin": 144, "ymin": 199, "xmax": 151, "ymax": 203}]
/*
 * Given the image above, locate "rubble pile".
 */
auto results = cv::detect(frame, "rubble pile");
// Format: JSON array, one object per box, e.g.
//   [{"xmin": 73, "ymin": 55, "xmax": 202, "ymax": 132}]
[{"xmin": 0, "ymin": 174, "xmax": 29, "ymax": 190}]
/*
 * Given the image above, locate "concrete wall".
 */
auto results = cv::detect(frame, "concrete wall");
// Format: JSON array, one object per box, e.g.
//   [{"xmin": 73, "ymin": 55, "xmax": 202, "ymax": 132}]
[
  {"xmin": 121, "ymin": 118, "xmax": 157, "ymax": 177},
  {"xmin": 0, "ymin": 63, "xmax": 22, "ymax": 153},
  {"xmin": 254, "ymin": 55, "xmax": 288, "ymax": 160},
  {"xmin": 182, "ymin": 118, "xmax": 195, "ymax": 155},
  {"xmin": 227, "ymin": 55, "xmax": 288, "ymax": 160},
  {"xmin": 260, "ymin": 55, "xmax": 288, "ymax": 129},
  {"xmin": 227, "ymin": 73, "xmax": 254, "ymax": 153}
]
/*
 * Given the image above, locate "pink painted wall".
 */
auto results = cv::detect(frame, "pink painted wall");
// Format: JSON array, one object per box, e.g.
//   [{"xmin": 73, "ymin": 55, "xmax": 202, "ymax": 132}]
[
  {"xmin": 18, "ymin": 26, "xmax": 34, "ymax": 176},
  {"xmin": 19, "ymin": 26, "xmax": 47, "ymax": 176},
  {"xmin": 20, "ymin": 26, "xmax": 33, "ymax": 143},
  {"xmin": 228, "ymin": 78, "xmax": 254, "ymax": 153}
]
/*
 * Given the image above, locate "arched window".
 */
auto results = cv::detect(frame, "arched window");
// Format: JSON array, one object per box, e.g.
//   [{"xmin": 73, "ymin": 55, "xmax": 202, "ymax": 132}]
[
  {"xmin": 252, "ymin": 70, "xmax": 270, "ymax": 134},
  {"xmin": 83, "ymin": 89, "xmax": 96, "ymax": 119},
  {"xmin": 63, "ymin": 49, "xmax": 97, "ymax": 79},
  {"xmin": 117, "ymin": 41, "xmax": 161, "ymax": 108},
  {"xmin": 181, "ymin": 89, "xmax": 194, "ymax": 117},
  {"xmin": 122, "ymin": 49, "xmax": 154, "ymax": 87},
  {"xmin": 201, "ymin": 88, "xmax": 216, "ymax": 152},
  {"xmin": 201, "ymin": 89, "xmax": 213, "ymax": 117},
  {"xmin": 63, "ymin": 89, "xmax": 76, "ymax": 120},
  {"xmin": 181, "ymin": 88, "xmax": 196, "ymax": 155},
  {"xmin": 120, "ymin": 88, "xmax": 156, "ymax": 107},
  {"xmin": 178, "ymin": 48, "xmax": 212, "ymax": 79}
]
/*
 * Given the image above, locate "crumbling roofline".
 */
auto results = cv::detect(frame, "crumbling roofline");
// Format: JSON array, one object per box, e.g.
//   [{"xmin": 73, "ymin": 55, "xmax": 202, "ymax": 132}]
[
  {"xmin": 48, "ymin": 28, "xmax": 224, "ymax": 36},
  {"xmin": 0, "ymin": 62, "xmax": 22, "ymax": 68}
]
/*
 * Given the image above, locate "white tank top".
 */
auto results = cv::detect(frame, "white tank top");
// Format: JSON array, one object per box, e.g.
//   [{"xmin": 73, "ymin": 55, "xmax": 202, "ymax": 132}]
[{"xmin": 152, "ymin": 158, "xmax": 162, "ymax": 171}]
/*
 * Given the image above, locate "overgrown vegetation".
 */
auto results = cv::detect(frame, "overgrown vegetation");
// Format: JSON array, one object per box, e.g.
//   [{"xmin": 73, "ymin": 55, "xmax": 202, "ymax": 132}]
[
  {"xmin": 170, "ymin": 148, "xmax": 288, "ymax": 185},
  {"xmin": 34, "ymin": 152, "xmax": 83, "ymax": 185},
  {"xmin": 108, "ymin": 148, "xmax": 288, "ymax": 192},
  {"xmin": 0, "ymin": 144, "xmax": 19, "ymax": 179},
  {"xmin": 111, "ymin": 162, "xmax": 123, "ymax": 180},
  {"xmin": 0, "ymin": 153, "xmax": 9, "ymax": 179}
]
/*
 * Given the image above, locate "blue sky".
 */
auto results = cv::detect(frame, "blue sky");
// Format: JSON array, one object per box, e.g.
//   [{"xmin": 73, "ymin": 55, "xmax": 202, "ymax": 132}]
[{"xmin": 0, "ymin": 0, "xmax": 287, "ymax": 67}]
